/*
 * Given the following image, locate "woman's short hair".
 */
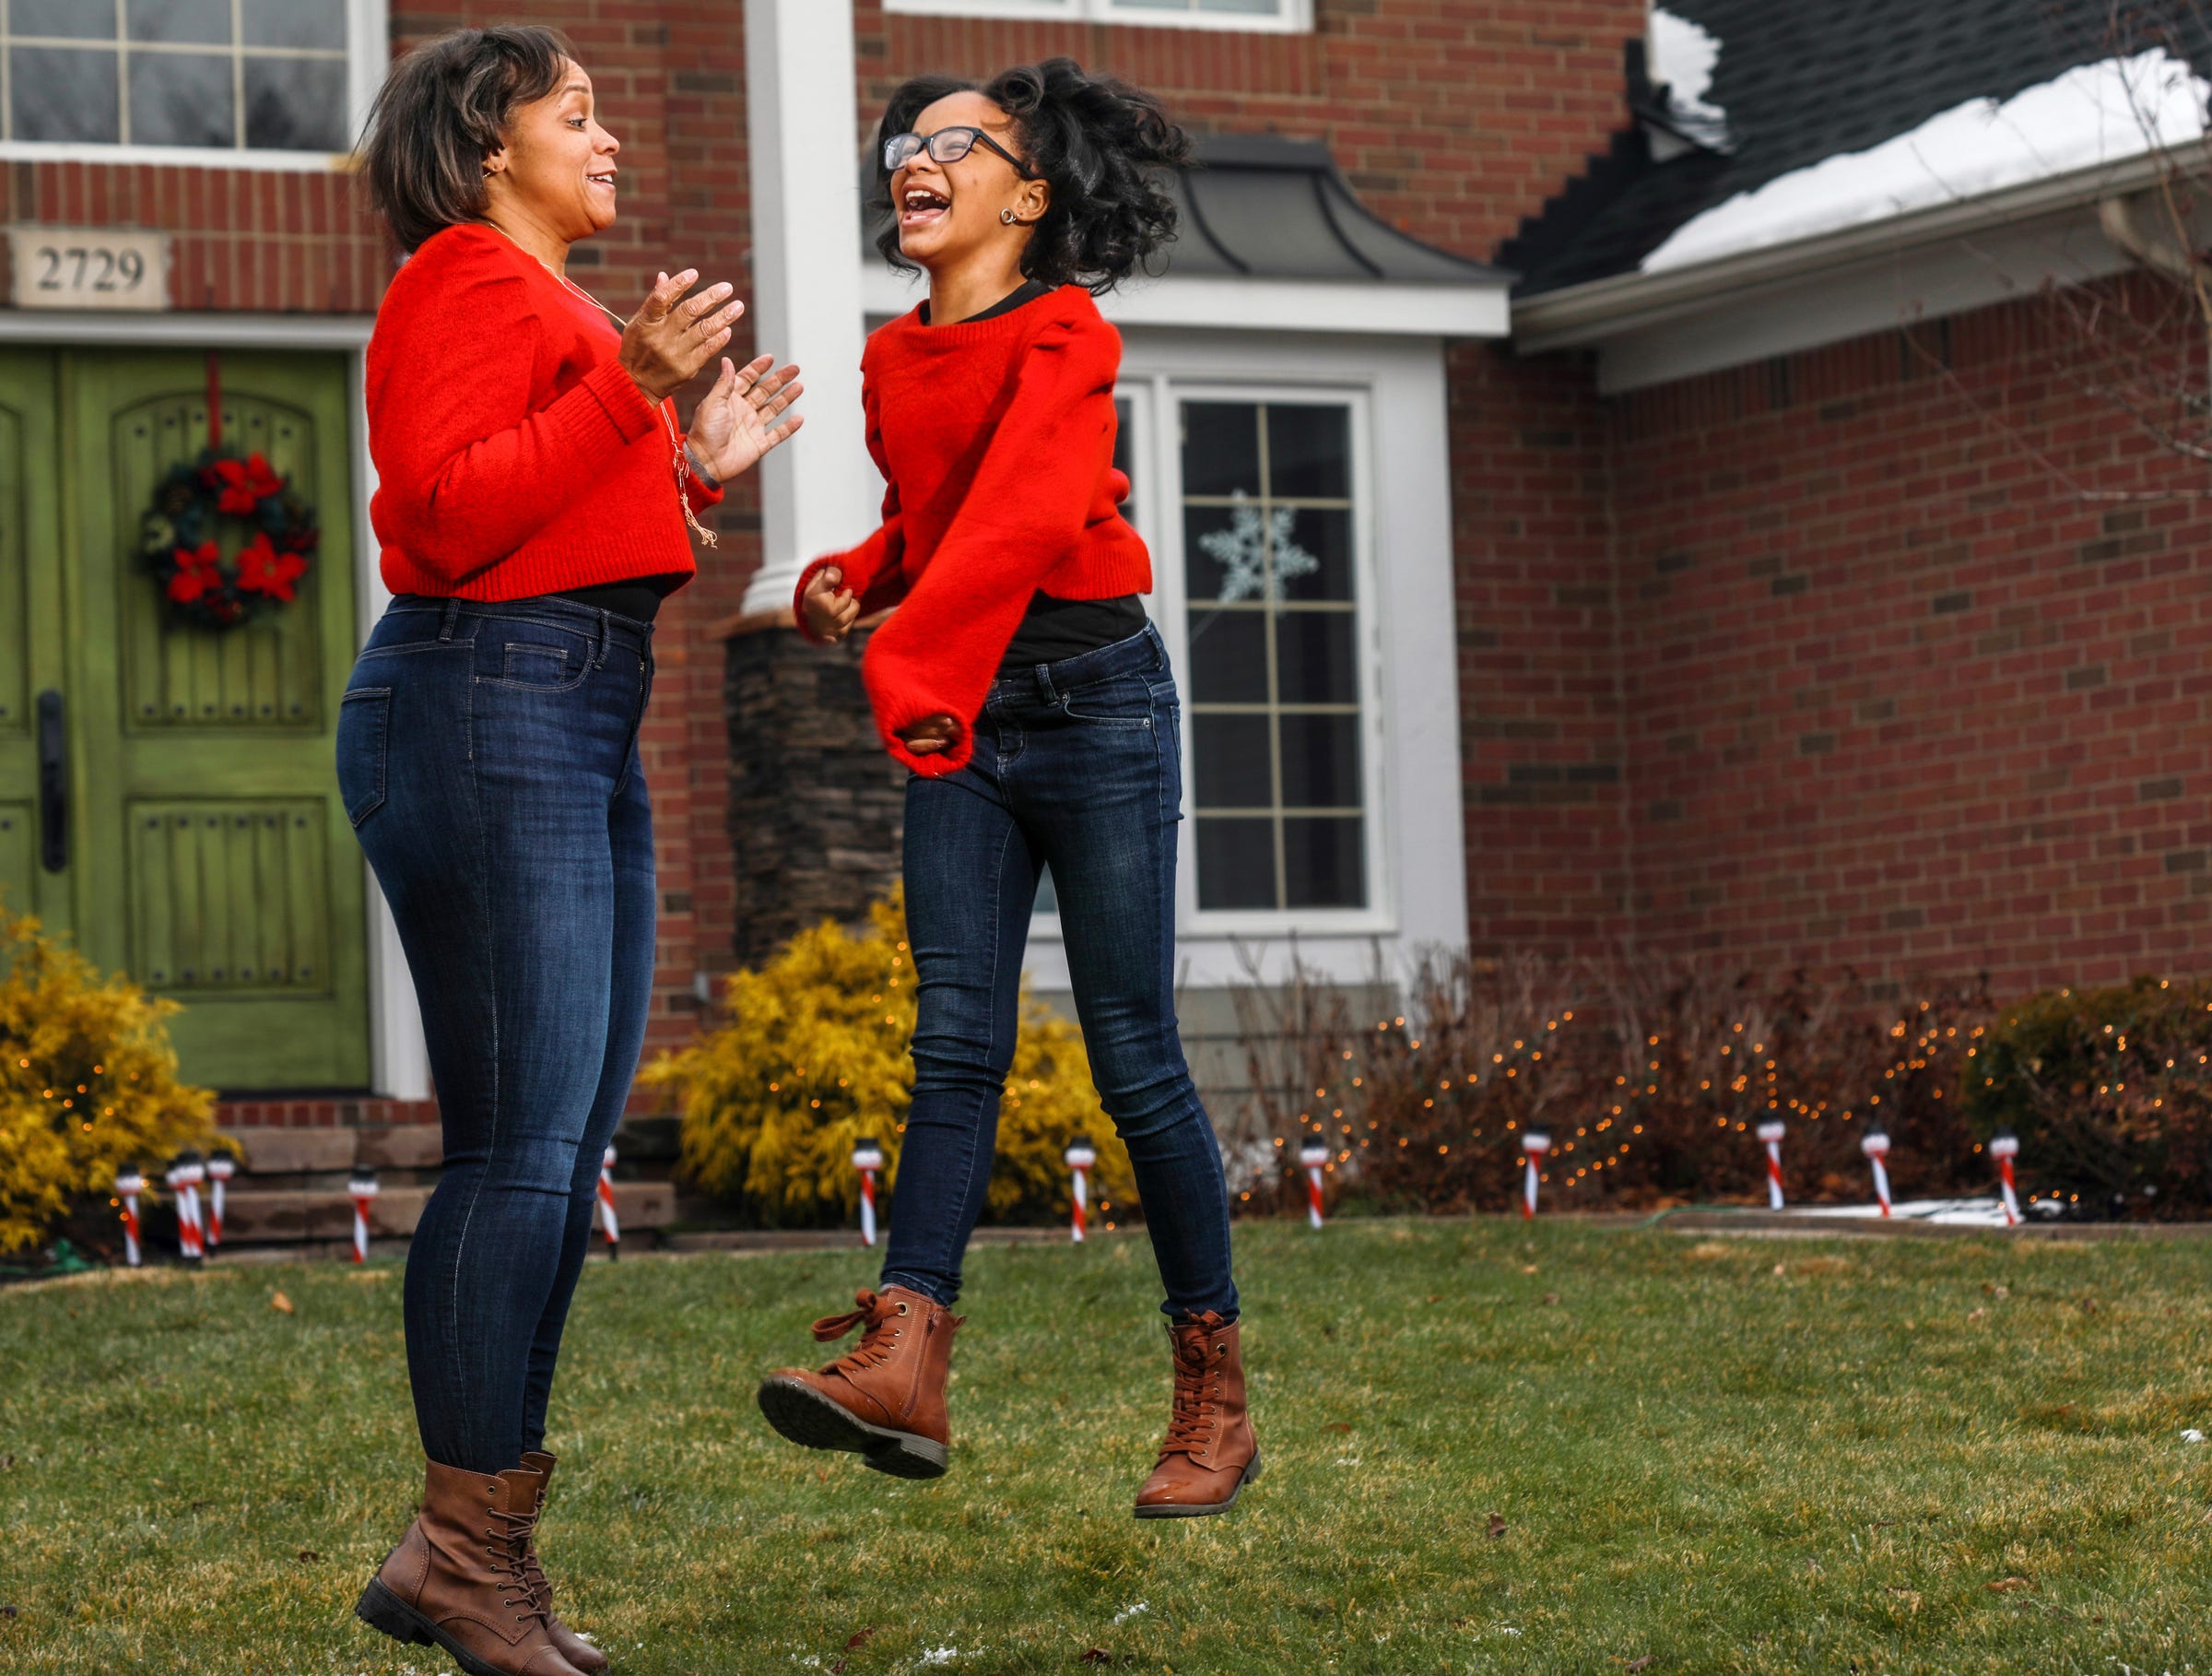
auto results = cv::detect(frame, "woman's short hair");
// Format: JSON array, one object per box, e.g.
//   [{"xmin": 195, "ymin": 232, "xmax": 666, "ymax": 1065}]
[
  {"xmin": 359, "ymin": 26, "xmax": 573, "ymax": 253},
  {"xmin": 872, "ymin": 58, "xmax": 1191, "ymax": 294}
]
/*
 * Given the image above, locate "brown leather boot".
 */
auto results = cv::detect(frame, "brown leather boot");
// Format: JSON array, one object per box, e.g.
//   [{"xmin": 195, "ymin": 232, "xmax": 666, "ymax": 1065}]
[
  {"xmin": 1133, "ymin": 1314, "xmax": 1262, "ymax": 1518},
  {"xmin": 356, "ymin": 1458, "xmax": 588, "ymax": 1676},
  {"xmin": 756, "ymin": 1285, "xmax": 961, "ymax": 1479},
  {"xmin": 518, "ymin": 1452, "xmax": 609, "ymax": 1675}
]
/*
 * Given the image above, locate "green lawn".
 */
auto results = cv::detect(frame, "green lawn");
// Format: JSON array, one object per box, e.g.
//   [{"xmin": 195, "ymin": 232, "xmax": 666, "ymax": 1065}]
[{"xmin": 3, "ymin": 1219, "xmax": 2210, "ymax": 1674}]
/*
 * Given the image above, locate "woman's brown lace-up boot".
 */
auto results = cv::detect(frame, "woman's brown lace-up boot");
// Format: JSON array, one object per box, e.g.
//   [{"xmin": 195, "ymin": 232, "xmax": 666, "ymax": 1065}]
[
  {"xmin": 518, "ymin": 1451, "xmax": 608, "ymax": 1674},
  {"xmin": 756, "ymin": 1285, "xmax": 961, "ymax": 1479},
  {"xmin": 356, "ymin": 1458, "xmax": 589, "ymax": 1676},
  {"xmin": 1133, "ymin": 1313, "xmax": 1262, "ymax": 1518}
]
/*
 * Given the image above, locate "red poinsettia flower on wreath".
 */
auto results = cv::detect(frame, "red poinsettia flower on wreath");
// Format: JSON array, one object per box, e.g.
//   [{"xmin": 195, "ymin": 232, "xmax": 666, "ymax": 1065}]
[
  {"xmin": 234, "ymin": 532, "xmax": 310, "ymax": 603},
  {"xmin": 166, "ymin": 540, "xmax": 226, "ymax": 604},
  {"xmin": 206, "ymin": 452, "xmax": 284, "ymax": 516}
]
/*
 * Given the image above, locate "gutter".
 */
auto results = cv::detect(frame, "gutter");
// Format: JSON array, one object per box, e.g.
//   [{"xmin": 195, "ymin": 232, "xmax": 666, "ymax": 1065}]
[{"xmin": 1512, "ymin": 143, "xmax": 2208, "ymax": 351}]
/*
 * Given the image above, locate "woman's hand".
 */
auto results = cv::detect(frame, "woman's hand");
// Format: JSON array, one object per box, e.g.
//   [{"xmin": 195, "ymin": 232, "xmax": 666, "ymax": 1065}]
[
  {"xmin": 619, "ymin": 269, "xmax": 746, "ymax": 402},
  {"xmin": 688, "ymin": 354, "xmax": 805, "ymax": 482},
  {"xmin": 801, "ymin": 566, "xmax": 861, "ymax": 642},
  {"xmin": 896, "ymin": 714, "xmax": 961, "ymax": 757}
]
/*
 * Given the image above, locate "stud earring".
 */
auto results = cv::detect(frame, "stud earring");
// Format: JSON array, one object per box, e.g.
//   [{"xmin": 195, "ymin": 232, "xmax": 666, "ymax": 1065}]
[{"xmin": 1000, "ymin": 208, "xmax": 1019, "ymax": 225}]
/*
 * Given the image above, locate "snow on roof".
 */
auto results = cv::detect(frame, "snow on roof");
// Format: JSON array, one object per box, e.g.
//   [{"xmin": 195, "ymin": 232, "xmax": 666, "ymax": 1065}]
[
  {"xmin": 1641, "ymin": 46, "xmax": 2211, "ymax": 273},
  {"xmin": 1649, "ymin": 6, "xmax": 1731, "ymax": 150}
]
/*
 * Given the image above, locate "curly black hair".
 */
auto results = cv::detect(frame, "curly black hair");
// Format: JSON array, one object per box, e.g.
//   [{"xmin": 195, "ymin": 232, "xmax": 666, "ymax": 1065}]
[{"xmin": 871, "ymin": 58, "xmax": 1192, "ymax": 295}]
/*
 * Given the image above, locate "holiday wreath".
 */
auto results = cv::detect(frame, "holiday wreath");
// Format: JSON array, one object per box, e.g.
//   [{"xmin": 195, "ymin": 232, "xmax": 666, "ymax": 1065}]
[{"xmin": 138, "ymin": 448, "xmax": 319, "ymax": 631}]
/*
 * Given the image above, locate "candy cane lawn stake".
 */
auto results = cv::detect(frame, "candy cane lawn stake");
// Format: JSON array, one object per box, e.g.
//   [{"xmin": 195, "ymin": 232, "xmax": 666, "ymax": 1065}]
[
  {"xmin": 347, "ymin": 1168, "xmax": 379, "ymax": 1263},
  {"xmin": 168, "ymin": 1151, "xmax": 206, "ymax": 1261},
  {"xmin": 116, "ymin": 1166, "xmax": 144, "ymax": 1268},
  {"xmin": 1521, "ymin": 1130, "xmax": 1552, "ymax": 1219},
  {"xmin": 1860, "ymin": 1127, "xmax": 1893, "ymax": 1218},
  {"xmin": 1299, "ymin": 1142, "xmax": 1331, "ymax": 1229},
  {"xmin": 1756, "ymin": 1119, "xmax": 1787, "ymax": 1210},
  {"xmin": 1065, "ymin": 1135, "xmax": 1097, "ymax": 1243},
  {"xmin": 205, "ymin": 1153, "xmax": 234, "ymax": 1250},
  {"xmin": 596, "ymin": 1145, "xmax": 620, "ymax": 1259},
  {"xmin": 1990, "ymin": 1131, "xmax": 2022, "ymax": 1227},
  {"xmin": 852, "ymin": 1139, "xmax": 883, "ymax": 1248}
]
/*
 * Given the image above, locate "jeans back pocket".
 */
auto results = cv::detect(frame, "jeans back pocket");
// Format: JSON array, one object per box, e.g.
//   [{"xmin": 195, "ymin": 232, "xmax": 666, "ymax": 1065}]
[{"xmin": 336, "ymin": 688, "xmax": 391, "ymax": 828}]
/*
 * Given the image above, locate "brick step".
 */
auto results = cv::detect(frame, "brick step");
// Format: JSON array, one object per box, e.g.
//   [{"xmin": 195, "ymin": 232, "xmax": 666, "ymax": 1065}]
[
  {"xmin": 206, "ymin": 1180, "xmax": 675, "ymax": 1246},
  {"xmin": 219, "ymin": 1119, "xmax": 680, "ymax": 1180}
]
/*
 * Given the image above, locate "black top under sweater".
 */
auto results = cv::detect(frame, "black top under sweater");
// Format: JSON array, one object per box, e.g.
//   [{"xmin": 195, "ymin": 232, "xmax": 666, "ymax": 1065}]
[{"xmin": 920, "ymin": 280, "xmax": 1147, "ymax": 679}]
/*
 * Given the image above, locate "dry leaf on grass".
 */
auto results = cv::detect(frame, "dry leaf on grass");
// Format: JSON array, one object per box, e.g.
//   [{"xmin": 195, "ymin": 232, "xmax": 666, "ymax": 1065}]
[
  {"xmin": 1627, "ymin": 1658, "xmax": 1656, "ymax": 1672},
  {"xmin": 1542, "ymin": 1292, "xmax": 1560, "ymax": 1305},
  {"xmin": 295, "ymin": 1550, "xmax": 320, "ymax": 1564},
  {"xmin": 846, "ymin": 1629, "xmax": 877, "ymax": 1650},
  {"xmin": 1521, "ymin": 1264, "xmax": 1539, "ymax": 1275},
  {"xmin": 269, "ymin": 1291, "xmax": 294, "ymax": 1315},
  {"xmin": 1487, "ymin": 1512, "xmax": 1508, "ymax": 1539},
  {"xmin": 1985, "ymin": 1576, "xmax": 2035, "ymax": 1593},
  {"xmin": 1079, "ymin": 1652, "xmax": 1115, "ymax": 1666}
]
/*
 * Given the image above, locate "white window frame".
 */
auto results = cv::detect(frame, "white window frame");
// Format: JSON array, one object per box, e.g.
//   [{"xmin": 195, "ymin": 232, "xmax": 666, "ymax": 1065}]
[
  {"xmin": 1151, "ymin": 376, "xmax": 1392, "ymax": 938},
  {"xmin": 0, "ymin": 0, "xmax": 386, "ymax": 171},
  {"xmin": 883, "ymin": 0, "xmax": 1313, "ymax": 34}
]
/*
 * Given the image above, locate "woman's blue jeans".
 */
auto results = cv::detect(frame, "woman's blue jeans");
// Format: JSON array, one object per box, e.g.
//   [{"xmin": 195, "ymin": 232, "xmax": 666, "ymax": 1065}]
[
  {"xmin": 881, "ymin": 624, "xmax": 1240, "ymax": 1321},
  {"xmin": 336, "ymin": 595, "xmax": 656, "ymax": 1474}
]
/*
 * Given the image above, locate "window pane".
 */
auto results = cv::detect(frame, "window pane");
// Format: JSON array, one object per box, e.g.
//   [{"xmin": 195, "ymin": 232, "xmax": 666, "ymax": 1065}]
[
  {"xmin": 1266, "ymin": 404, "xmax": 1350, "ymax": 499},
  {"xmin": 241, "ymin": 0, "xmax": 344, "ymax": 49},
  {"xmin": 1278, "ymin": 506, "xmax": 1354, "ymax": 601},
  {"xmin": 1197, "ymin": 819, "xmax": 1277, "ymax": 910},
  {"xmin": 1283, "ymin": 818, "xmax": 1363, "ymax": 908},
  {"xmin": 1275, "ymin": 611, "xmax": 1357, "ymax": 705},
  {"xmin": 1112, "ymin": 396, "xmax": 1135, "ymax": 482},
  {"xmin": 12, "ymin": 47, "xmax": 117, "ymax": 142},
  {"xmin": 1181, "ymin": 401, "xmax": 1261, "ymax": 497},
  {"xmin": 245, "ymin": 54, "xmax": 347, "ymax": 149},
  {"xmin": 1279, "ymin": 713, "xmax": 1360, "ymax": 808},
  {"xmin": 126, "ymin": 0, "xmax": 229, "ymax": 44},
  {"xmin": 129, "ymin": 50, "xmax": 231, "ymax": 147},
  {"xmin": 1193, "ymin": 714, "xmax": 1272, "ymax": 808},
  {"xmin": 1186, "ymin": 609, "xmax": 1267, "ymax": 703},
  {"xmin": 11, "ymin": 0, "xmax": 111, "ymax": 40},
  {"xmin": 1199, "ymin": 0, "xmax": 1285, "ymax": 10}
]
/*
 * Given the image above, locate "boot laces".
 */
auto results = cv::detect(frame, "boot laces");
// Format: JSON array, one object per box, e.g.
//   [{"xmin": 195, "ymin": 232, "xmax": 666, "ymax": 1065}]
[
  {"xmin": 1159, "ymin": 1335, "xmax": 1224, "ymax": 1455},
  {"xmin": 486, "ymin": 1500, "xmax": 550, "ymax": 1618},
  {"xmin": 812, "ymin": 1288, "xmax": 908, "ymax": 1376}
]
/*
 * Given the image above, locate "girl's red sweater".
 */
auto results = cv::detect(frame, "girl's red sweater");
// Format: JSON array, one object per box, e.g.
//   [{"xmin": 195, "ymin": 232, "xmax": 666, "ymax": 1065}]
[
  {"xmin": 366, "ymin": 223, "xmax": 720, "ymax": 601},
  {"xmin": 792, "ymin": 285, "xmax": 1148, "ymax": 776}
]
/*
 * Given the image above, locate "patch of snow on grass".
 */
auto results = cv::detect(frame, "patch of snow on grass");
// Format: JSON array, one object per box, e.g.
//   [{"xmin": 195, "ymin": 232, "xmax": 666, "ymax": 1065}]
[
  {"xmin": 1112, "ymin": 1602, "xmax": 1150, "ymax": 1626},
  {"xmin": 1644, "ymin": 48, "xmax": 2211, "ymax": 272},
  {"xmin": 916, "ymin": 1648, "xmax": 964, "ymax": 1667},
  {"xmin": 1650, "ymin": 7, "xmax": 1730, "ymax": 148}
]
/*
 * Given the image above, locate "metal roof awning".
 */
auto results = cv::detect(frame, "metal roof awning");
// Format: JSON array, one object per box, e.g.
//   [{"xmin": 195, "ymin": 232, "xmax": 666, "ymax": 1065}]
[{"xmin": 860, "ymin": 134, "xmax": 1512, "ymax": 337}]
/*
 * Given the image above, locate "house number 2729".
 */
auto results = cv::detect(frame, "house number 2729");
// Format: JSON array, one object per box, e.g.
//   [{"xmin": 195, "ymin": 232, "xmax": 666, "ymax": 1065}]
[{"xmin": 8, "ymin": 227, "xmax": 171, "ymax": 312}]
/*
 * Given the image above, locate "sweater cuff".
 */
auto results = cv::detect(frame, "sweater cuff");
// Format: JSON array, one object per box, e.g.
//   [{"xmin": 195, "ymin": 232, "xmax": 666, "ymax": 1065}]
[{"xmin": 582, "ymin": 360, "xmax": 664, "ymax": 445}]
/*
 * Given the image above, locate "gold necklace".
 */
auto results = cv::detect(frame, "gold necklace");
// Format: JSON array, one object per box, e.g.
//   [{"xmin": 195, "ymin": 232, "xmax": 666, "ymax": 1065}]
[{"xmin": 480, "ymin": 218, "xmax": 716, "ymax": 549}]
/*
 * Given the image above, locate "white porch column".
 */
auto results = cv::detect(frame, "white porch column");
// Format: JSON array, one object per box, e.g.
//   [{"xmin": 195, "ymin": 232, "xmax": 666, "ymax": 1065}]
[{"xmin": 740, "ymin": 0, "xmax": 876, "ymax": 615}]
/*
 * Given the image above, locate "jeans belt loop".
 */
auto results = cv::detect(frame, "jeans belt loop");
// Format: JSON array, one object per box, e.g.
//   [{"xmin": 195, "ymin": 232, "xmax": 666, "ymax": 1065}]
[{"xmin": 437, "ymin": 598, "xmax": 461, "ymax": 642}]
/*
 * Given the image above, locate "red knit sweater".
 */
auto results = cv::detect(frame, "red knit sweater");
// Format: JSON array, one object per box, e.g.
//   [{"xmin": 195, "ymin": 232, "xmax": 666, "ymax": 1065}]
[
  {"xmin": 793, "ymin": 286, "xmax": 1148, "ymax": 775},
  {"xmin": 367, "ymin": 223, "xmax": 719, "ymax": 600}
]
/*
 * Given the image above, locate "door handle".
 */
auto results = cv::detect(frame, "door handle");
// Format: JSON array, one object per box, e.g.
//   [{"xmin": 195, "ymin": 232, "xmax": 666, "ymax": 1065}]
[{"xmin": 36, "ymin": 689, "xmax": 65, "ymax": 873}]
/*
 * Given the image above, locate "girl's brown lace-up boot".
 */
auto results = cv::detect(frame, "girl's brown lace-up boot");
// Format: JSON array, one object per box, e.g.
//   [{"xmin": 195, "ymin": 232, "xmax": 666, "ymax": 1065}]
[
  {"xmin": 356, "ymin": 1458, "xmax": 589, "ymax": 1676},
  {"xmin": 1133, "ymin": 1313, "xmax": 1262, "ymax": 1518},
  {"xmin": 757, "ymin": 1285, "xmax": 961, "ymax": 1479},
  {"xmin": 517, "ymin": 1451, "xmax": 608, "ymax": 1674}
]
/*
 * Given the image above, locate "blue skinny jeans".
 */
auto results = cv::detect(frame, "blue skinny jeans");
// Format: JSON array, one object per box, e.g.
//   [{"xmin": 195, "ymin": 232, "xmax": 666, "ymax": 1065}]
[
  {"xmin": 336, "ymin": 595, "xmax": 655, "ymax": 1474},
  {"xmin": 881, "ymin": 624, "xmax": 1240, "ymax": 1321}
]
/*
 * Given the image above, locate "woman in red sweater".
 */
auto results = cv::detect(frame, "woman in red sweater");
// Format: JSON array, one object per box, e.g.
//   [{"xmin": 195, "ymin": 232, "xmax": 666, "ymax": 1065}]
[
  {"xmin": 342, "ymin": 29, "xmax": 800, "ymax": 1676},
  {"xmin": 757, "ymin": 59, "xmax": 1259, "ymax": 1521}
]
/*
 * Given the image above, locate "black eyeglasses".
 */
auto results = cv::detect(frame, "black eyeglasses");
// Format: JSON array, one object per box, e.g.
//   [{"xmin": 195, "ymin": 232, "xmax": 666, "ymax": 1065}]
[{"xmin": 883, "ymin": 125, "xmax": 1036, "ymax": 180}]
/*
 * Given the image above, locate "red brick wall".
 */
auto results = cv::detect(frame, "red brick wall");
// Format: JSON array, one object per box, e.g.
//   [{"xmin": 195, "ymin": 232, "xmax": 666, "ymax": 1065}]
[{"xmin": 1611, "ymin": 289, "xmax": 2212, "ymax": 993}]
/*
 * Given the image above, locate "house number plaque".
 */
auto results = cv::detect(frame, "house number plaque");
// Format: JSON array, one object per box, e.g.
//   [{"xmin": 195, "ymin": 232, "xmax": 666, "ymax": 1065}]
[{"xmin": 9, "ymin": 226, "xmax": 171, "ymax": 311}]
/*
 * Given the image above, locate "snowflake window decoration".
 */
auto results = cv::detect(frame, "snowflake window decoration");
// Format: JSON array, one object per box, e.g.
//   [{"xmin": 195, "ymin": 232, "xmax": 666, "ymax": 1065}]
[{"xmin": 1199, "ymin": 491, "xmax": 1320, "ymax": 603}]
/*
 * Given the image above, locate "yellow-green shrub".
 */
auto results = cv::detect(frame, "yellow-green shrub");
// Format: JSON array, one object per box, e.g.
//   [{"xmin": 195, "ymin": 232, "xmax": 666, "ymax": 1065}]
[
  {"xmin": 0, "ymin": 906, "xmax": 217, "ymax": 1256},
  {"xmin": 644, "ymin": 891, "xmax": 1133, "ymax": 1226}
]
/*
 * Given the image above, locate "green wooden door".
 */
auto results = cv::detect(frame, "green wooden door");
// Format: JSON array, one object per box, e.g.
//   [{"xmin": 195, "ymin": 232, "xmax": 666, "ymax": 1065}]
[{"xmin": 0, "ymin": 348, "xmax": 370, "ymax": 1092}]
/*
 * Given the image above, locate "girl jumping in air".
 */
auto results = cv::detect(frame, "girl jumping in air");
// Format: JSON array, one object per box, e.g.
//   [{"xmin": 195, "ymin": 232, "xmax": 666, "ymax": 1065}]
[{"xmin": 754, "ymin": 58, "xmax": 1260, "ymax": 1520}]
